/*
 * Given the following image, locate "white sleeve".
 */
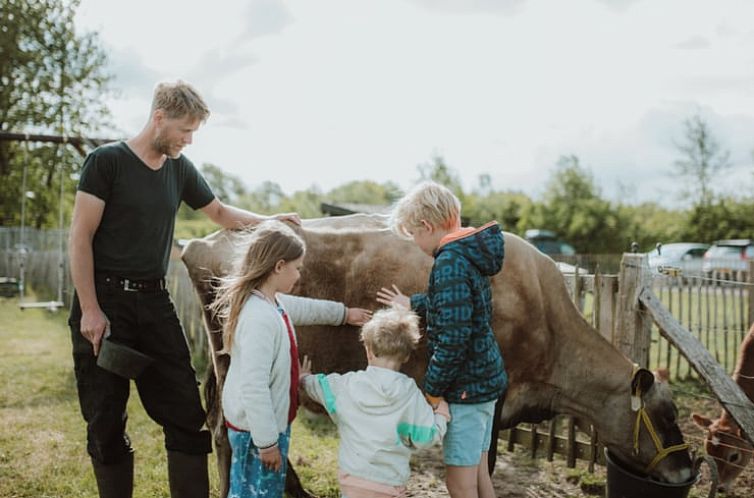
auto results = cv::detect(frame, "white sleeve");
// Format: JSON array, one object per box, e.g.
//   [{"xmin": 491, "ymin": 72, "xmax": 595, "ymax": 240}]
[
  {"xmin": 236, "ymin": 310, "xmax": 281, "ymax": 448},
  {"xmin": 301, "ymin": 372, "xmax": 343, "ymax": 420},
  {"xmin": 397, "ymin": 387, "xmax": 448, "ymax": 450},
  {"xmin": 278, "ymin": 294, "xmax": 347, "ymax": 326}
]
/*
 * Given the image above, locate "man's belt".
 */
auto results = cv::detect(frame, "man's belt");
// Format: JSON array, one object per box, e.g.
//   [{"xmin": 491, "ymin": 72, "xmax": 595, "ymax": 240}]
[{"xmin": 96, "ymin": 275, "xmax": 166, "ymax": 292}]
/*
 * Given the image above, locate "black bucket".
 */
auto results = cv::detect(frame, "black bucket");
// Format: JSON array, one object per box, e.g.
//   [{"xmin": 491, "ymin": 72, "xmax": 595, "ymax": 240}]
[{"xmin": 605, "ymin": 449, "xmax": 699, "ymax": 498}]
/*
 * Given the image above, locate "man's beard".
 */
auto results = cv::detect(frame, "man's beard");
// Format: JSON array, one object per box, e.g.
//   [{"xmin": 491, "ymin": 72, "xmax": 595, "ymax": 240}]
[{"xmin": 153, "ymin": 134, "xmax": 182, "ymax": 159}]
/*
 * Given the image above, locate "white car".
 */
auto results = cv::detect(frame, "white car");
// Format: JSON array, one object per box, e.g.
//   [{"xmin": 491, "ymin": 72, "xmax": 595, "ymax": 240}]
[{"xmin": 648, "ymin": 242, "xmax": 709, "ymax": 276}]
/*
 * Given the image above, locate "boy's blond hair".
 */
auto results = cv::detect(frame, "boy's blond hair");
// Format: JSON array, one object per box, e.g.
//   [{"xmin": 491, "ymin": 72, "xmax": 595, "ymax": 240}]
[
  {"xmin": 360, "ymin": 308, "xmax": 421, "ymax": 361},
  {"xmin": 390, "ymin": 181, "xmax": 461, "ymax": 237},
  {"xmin": 151, "ymin": 80, "xmax": 210, "ymax": 122}
]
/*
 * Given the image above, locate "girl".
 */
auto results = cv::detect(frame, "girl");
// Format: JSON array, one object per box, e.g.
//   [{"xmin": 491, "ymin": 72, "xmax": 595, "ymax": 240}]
[{"xmin": 212, "ymin": 220, "xmax": 371, "ymax": 498}]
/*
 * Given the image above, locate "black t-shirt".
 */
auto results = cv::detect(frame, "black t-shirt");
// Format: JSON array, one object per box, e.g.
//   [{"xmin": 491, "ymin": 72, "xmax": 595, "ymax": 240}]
[{"xmin": 78, "ymin": 141, "xmax": 215, "ymax": 280}]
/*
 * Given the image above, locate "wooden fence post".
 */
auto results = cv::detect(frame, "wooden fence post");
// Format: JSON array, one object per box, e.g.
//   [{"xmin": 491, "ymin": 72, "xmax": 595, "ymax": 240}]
[
  {"xmin": 748, "ymin": 260, "xmax": 754, "ymax": 327},
  {"xmin": 594, "ymin": 273, "xmax": 618, "ymax": 344},
  {"xmin": 615, "ymin": 253, "xmax": 652, "ymax": 367}
]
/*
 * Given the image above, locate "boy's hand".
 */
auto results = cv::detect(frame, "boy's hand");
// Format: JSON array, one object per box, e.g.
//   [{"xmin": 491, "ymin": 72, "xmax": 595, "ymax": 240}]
[
  {"xmin": 376, "ymin": 285, "xmax": 410, "ymax": 310},
  {"xmin": 259, "ymin": 445, "xmax": 282, "ymax": 472},
  {"xmin": 299, "ymin": 355, "xmax": 312, "ymax": 379},
  {"xmin": 346, "ymin": 307, "xmax": 372, "ymax": 326}
]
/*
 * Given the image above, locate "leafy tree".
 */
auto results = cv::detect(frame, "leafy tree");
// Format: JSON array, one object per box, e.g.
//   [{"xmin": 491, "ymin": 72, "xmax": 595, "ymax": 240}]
[
  {"xmin": 326, "ymin": 180, "xmax": 402, "ymax": 206},
  {"xmin": 519, "ymin": 155, "xmax": 629, "ymax": 253},
  {"xmin": 673, "ymin": 114, "xmax": 731, "ymax": 208},
  {"xmin": 0, "ymin": 0, "xmax": 112, "ymax": 227},
  {"xmin": 417, "ymin": 154, "xmax": 465, "ymax": 199}
]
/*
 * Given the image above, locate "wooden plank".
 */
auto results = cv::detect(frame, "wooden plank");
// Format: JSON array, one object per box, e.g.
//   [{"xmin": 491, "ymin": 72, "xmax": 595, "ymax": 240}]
[
  {"xmin": 749, "ymin": 261, "xmax": 754, "ymax": 328},
  {"xmin": 639, "ymin": 286, "xmax": 754, "ymax": 444},
  {"xmin": 616, "ymin": 254, "xmax": 652, "ymax": 366},
  {"xmin": 596, "ymin": 275, "xmax": 618, "ymax": 344},
  {"xmin": 501, "ymin": 424, "xmax": 605, "ymax": 466}
]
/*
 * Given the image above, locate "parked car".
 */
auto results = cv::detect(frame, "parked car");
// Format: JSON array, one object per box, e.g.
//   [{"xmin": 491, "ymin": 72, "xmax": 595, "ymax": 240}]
[
  {"xmin": 702, "ymin": 239, "xmax": 754, "ymax": 277},
  {"xmin": 524, "ymin": 229, "xmax": 576, "ymax": 256},
  {"xmin": 647, "ymin": 242, "xmax": 709, "ymax": 276}
]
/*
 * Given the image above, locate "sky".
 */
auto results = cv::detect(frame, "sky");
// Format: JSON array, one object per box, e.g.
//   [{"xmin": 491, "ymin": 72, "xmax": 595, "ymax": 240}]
[{"xmin": 75, "ymin": 0, "xmax": 754, "ymax": 206}]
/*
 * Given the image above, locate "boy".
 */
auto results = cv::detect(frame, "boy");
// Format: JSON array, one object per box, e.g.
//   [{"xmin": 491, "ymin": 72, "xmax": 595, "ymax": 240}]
[
  {"xmin": 376, "ymin": 181, "xmax": 507, "ymax": 498},
  {"xmin": 300, "ymin": 308, "xmax": 450, "ymax": 498}
]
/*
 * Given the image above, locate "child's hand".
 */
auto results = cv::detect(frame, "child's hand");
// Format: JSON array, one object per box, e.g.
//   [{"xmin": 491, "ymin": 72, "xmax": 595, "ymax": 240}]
[
  {"xmin": 299, "ymin": 355, "xmax": 312, "ymax": 379},
  {"xmin": 376, "ymin": 285, "xmax": 410, "ymax": 310},
  {"xmin": 259, "ymin": 445, "xmax": 282, "ymax": 472},
  {"xmin": 434, "ymin": 398, "xmax": 451, "ymax": 422},
  {"xmin": 346, "ymin": 307, "xmax": 372, "ymax": 326}
]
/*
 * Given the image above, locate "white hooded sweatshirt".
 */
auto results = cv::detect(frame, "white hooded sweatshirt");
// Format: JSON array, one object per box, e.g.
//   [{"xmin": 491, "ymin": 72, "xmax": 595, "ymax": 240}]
[{"xmin": 301, "ymin": 366, "xmax": 448, "ymax": 487}]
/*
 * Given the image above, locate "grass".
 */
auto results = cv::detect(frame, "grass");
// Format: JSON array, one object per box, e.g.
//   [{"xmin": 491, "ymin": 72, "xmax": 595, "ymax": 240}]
[{"xmin": 0, "ymin": 296, "xmax": 344, "ymax": 498}]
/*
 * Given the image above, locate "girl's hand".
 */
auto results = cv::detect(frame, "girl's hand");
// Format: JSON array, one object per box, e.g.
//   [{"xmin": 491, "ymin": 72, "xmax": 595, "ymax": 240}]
[
  {"xmin": 259, "ymin": 445, "xmax": 282, "ymax": 472},
  {"xmin": 346, "ymin": 307, "xmax": 372, "ymax": 326},
  {"xmin": 300, "ymin": 355, "xmax": 312, "ymax": 378},
  {"xmin": 376, "ymin": 285, "xmax": 410, "ymax": 310}
]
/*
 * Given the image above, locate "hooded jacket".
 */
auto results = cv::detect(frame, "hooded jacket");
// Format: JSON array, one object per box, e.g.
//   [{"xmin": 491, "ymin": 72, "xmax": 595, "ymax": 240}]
[
  {"xmin": 410, "ymin": 221, "xmax": 508, "ymax": 403},
  {"xmin": 301, "ymin": 366, "xmax": 447, "ymax": 486}
]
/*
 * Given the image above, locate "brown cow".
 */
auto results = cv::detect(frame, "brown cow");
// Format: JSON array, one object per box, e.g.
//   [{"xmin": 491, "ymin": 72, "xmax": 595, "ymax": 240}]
[
  {"xmin": 182, "ymin": 214, "xmax": 694, "ymax": 497},
  {"xmin": 692, "ymin": 322, "xmax": 754, "ymax": 493}
]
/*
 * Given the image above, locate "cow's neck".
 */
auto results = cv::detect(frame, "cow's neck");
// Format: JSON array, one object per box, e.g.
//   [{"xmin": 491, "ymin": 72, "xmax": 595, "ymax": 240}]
[{"xmin": 732, "ymin": 326, "xmax": 754, "ymax": 398}]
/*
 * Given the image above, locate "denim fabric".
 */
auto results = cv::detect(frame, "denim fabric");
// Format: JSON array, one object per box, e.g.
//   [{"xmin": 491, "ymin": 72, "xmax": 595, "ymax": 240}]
[
  {"xmin": 227, "ymin": 426, "xmax": 291, "ymax": 498},
  {"xmin": 442, "ymin": 400, "xmax": 496, "ymax": 466}
]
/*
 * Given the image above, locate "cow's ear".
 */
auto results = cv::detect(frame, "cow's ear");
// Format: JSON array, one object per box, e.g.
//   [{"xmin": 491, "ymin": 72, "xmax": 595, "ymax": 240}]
[
  {"xmin": 691, "ymin": 413, "xmax": 712, "ymax": 429},
  {"xmin": 631, "ymin": 367, "xmax": 655, "ymax": 396}
]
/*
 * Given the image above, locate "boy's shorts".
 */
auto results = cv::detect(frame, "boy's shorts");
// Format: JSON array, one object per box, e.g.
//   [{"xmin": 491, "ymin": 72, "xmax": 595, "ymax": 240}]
[{"xmin": 443, "ymin": 400, "xmax": 497, "ymax": 466}]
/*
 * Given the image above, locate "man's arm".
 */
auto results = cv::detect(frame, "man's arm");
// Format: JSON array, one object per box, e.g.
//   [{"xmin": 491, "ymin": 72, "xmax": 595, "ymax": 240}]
[
  {"xmin": 69, "ymin": 191, "xmax": 108, "ymax": 355},
  {"xmin": 200, "ymin": 198, "xmax": 300, "ymax": 229}
]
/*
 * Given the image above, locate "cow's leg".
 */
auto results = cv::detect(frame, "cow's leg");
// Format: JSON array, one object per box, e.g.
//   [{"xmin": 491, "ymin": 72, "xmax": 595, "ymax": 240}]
[
  {"xmin": 285, "ymin": 463, "xmax": 315, "ymax": 498},
  {"xmin": 487, "ymin": 394, "xmax": 505, "ymax": 475}
]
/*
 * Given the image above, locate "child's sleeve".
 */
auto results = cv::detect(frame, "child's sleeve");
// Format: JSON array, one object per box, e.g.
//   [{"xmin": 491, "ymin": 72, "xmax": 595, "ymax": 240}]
[
  {"xmin": 300, "ymin": 372, "xmax": 343, "ymax": 420},
  {"xmin": 410, "ymin": 292, "xmax": 428, "ymax": 316},
  {"xmin": 423, "ymin": 256, "xmax": 474, "ymax": 398},
  {"xmin": 235, "ymin": 312, "xmax": 282, "ymax": 448},
  {"xmin": 278, "ymin": 294, "xmax": 347, "ymax": 326},
  {"xmin": 396, "ymin": 387, "xmax": 448, "ymax": 450}
]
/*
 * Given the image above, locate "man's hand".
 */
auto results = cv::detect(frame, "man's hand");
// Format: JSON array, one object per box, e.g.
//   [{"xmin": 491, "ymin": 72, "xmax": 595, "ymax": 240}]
[
  {"xmin": 80, "ymin": 310, "xmax": 109, "ymax": 356},
  {"xmin": 271, "ymin": 212, "xmax": 301, "ymax": 226},
  {"xmin": 259, "ymin": 445, "xmax": 282, "ymax": 472},
  {"xmin": 346, "ymin": 307, "xmax": 372, "ymax": 326},
  {"xmin": 376, "ymin": 284, "xmax": 410, "ymax": 310}
]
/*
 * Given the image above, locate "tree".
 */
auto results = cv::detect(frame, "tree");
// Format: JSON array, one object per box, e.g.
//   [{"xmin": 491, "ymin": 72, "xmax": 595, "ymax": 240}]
[
  {"xmin": 519, "ymin": 155, "xmax": 629, "ymax": 253},
  {"xmin": 325, "ymin": 180, "xmax": 402, "ymax": 206},
  {"xmin": 417, "ymin": 154, "xmax": 464, "ymax": 198},
  {"xmin": 0, "ymin": 0, "xmax": 112, "ymax": 227},
  {"xmin": 673, "ymin": 114, "xmax": 731, "ymax": 208}
]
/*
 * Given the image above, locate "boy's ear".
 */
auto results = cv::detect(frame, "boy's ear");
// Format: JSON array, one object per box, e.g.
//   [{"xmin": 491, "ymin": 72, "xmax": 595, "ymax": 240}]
[{"xmin": 420, "ymin": 219, "xmax": 433, "ymax": 233}]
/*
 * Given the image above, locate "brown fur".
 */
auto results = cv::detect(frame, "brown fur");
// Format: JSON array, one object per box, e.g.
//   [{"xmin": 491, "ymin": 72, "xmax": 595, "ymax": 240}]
[
  {"xmin": 182, "ymin": 214, "xmax": 693, "ymax": 497},
  {"xmin": 692, "ymin": 323, "xmax": 754, "ymax": 492}
]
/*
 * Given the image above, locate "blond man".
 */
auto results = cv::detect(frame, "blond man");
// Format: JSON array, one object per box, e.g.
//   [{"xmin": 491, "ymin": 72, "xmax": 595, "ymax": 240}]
[
  {"xmin": 300, "ymin": 308, "xmax": 450, "ymax": 498},
  {"xmin": 69, "ymin": 80, "xmax": 299, "ymax": 498}
]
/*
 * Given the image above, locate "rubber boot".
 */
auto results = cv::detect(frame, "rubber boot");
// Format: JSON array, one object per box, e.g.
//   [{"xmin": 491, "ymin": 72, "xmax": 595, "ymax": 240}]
[
  {"xmin": 91, "ymin": 452, "xmax": 134, "ymax": 498},
  {"xmin": 167, "ymin": 450, "xmax": 209, "ymax": 498}
]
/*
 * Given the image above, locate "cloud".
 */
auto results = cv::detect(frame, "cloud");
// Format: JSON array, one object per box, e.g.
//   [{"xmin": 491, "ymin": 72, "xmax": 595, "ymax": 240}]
[
  {"xmin": 594, "ymin": 0, "xmax": 643, "ymax": 13},
  {"xmin": 407, "ymin": 0, "xmax": 526, "ymax": 15},
  {"xmin": 675, "ymin": 35, "xmax": 711, "ymax": 50},
  {"xmin": 237, "ymin": 0, "xmax": 294, "ymax": 39},
  {"xmin": 106, "ymin": 46, "xmax": 160, "ymax": 97}
]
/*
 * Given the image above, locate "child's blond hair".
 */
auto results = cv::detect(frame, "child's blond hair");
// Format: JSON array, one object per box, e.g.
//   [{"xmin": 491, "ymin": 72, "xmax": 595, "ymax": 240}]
[
  {"xmin": 151, "ymin": 80, "xmax": 210, "ymax": 122},
  {"xmin": 390, "ymin": 181, "xmax": 461, "ymax": 238},
  {"xmin": 211, "ymin": 221, "xmax": 305, "ymax": 354},
  {"xmin": 360, "ymin": 308, "xmax": 421, "ymax": 361}
]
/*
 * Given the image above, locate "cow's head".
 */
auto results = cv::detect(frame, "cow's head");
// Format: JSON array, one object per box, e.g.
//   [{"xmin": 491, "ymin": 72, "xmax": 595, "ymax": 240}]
[
  {"xmin": 692, "ymin": 412, "xmax": 753, "ymax": 493},
  {"xmin": 609, "ymin": 368, "xmax": 693, "ymax": 483}
]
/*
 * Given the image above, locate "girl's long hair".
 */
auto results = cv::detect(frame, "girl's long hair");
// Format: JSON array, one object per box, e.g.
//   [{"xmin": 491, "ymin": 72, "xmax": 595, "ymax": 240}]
[{"xmin": 210, "ymin": 220, "xmax": 305, "ymax": 354}]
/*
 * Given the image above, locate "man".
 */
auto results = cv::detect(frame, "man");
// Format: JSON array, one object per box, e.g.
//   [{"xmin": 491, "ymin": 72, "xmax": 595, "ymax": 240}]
[{"xmin": 68, "ymin": 80, "xmax": 299, "ymax": 498}]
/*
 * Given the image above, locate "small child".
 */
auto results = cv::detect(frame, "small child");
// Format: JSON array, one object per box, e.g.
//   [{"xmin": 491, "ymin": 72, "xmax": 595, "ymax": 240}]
[
  {"xmin": 211, "ymin": 220, "xmax": 372, "ymax": 498},
  {"xmin": 300, "ymin": 308, "xmax": 450, "ymax": 498},
  {"xmin": 376, "ymin": 181, "xmax": 507, "ymax": 498}
]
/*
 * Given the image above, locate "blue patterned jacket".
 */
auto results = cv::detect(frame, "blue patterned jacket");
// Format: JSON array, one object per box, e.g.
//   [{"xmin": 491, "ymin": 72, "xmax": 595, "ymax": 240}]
[{"xmin": 410, "ymin": 222, "xmax": 507, "ymax": 404}]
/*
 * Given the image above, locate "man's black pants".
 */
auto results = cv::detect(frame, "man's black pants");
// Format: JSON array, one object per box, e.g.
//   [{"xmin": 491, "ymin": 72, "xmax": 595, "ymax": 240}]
[{"xmin": 69, "ymin": 280, "xmax": 212, "ymax": 464}]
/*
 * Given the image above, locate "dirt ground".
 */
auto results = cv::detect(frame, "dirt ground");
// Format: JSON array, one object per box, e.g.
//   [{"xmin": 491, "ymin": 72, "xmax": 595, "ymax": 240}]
[{"xmin": 400, "ymin": 387, "xmax": 754, "ymax": 498}]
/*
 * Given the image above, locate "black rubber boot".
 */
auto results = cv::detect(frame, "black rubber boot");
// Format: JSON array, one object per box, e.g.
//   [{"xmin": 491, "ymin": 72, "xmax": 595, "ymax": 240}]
[
  {"xmin": 91, "ymin": 452, "xmax": 134, "ymax": 498},
  {"xmin": 167, "ymin": 450, "xmax": 209, "ymax": 498}
]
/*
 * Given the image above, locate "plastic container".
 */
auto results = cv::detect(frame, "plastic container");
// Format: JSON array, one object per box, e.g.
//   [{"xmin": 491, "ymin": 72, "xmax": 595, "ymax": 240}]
[{"xmin": 604, "ymin": 449, "xmax": 699, "ymax": 498}]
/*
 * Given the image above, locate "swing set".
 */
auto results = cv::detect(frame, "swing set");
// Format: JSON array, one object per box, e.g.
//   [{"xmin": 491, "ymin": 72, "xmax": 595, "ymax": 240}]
[{"xmin": 0, "ymin": 132, "xmax": 113, "ymax": 312}]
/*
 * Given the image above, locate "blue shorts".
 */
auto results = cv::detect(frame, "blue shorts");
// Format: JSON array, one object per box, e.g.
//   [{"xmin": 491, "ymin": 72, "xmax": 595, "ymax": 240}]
[{"xmin": 443, "ymin": 400, "xmax": 496, "ymax": 466}]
